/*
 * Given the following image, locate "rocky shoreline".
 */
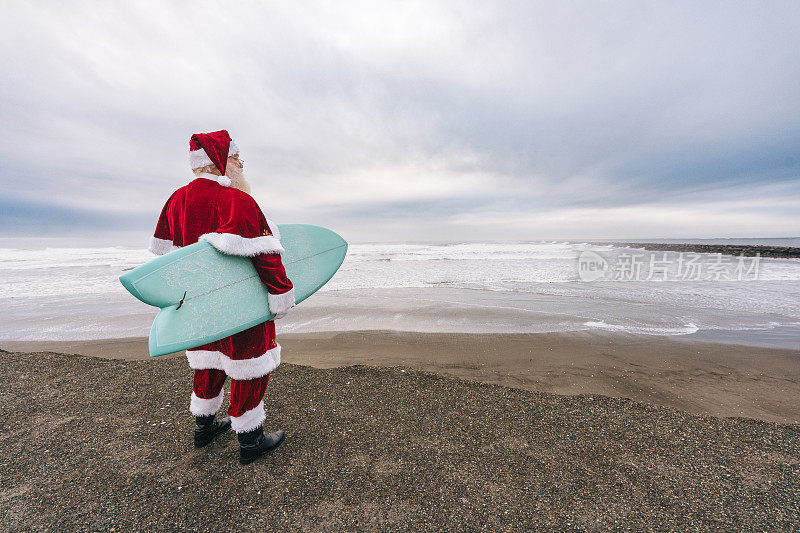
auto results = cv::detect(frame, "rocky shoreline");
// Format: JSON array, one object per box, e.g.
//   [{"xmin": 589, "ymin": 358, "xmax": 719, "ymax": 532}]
[
  {"xmin": 604, "ymin": 242, "xmax": 800, "ymax": 258},
  {"xmin": 1, "ymin": 349, "xmax": 798, "ymax": 530}
]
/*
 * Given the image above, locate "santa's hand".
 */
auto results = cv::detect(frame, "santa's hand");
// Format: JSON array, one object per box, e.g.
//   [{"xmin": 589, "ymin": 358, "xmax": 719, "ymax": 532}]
[{"xmin": 273, "ymin": 310, "xmax": 289, "ymax": 320}]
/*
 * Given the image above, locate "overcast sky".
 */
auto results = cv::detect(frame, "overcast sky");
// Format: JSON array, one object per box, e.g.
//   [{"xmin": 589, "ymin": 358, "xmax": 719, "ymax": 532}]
[{"xmin": 1, "ymin": 1, "xmax": 799, "ymax": 244}]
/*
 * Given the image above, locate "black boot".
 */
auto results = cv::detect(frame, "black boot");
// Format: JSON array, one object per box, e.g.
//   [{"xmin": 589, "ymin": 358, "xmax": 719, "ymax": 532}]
[
  {"xmin": 238, "ymin": 426, "xmax": 285, "ymax": 464},
  {"xmin": 194, "ymin": 415, "xmax": 232, "ymax": 448}
]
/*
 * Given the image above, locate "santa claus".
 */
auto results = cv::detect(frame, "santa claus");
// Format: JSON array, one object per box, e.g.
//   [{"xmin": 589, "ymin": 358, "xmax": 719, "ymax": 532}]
[{"xmin": 149, "ymin": 130, "xmax": 293, "ymax": 464}]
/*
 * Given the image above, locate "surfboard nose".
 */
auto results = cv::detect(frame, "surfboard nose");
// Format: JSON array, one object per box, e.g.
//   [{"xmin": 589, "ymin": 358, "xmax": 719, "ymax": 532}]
[
  {"xmin": 120, "ymin": 266, "xmax": 186, "ymax": 308},
  {"xmin": 119, "ymin": 241, "xmax": 218, "ymax": 308},
  {"xmin": 119, "ymin": 271, "xmax": 149, "ymax": 304}
]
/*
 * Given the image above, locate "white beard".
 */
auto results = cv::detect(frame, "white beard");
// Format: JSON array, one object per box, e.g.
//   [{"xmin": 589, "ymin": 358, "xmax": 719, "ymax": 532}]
[{"xmin": 226, "ymin": 164, "xmax": 251, "ymax": 194}]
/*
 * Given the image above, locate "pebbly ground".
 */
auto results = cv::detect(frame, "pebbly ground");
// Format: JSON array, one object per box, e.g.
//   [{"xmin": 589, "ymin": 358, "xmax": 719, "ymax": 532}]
[{"xmin": 0, "ymin": 349, "xmax": 798, "ymax": 531}]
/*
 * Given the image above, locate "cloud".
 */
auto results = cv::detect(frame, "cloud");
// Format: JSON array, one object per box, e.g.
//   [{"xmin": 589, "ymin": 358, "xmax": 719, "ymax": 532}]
[
  {"xmin": 0, "ymin": 1, "xmax": 798, "ymax": 242},
  {"xmin": 0, "ymin": 196, "xmax": 151, "ymax": 234}
]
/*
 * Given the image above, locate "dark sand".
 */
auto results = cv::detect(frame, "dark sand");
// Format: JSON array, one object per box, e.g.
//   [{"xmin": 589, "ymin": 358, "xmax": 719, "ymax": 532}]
[
  {"xmin": 1, "ymin": 347, "xmax": 799, "ymax": 530},
  {"xmin": 5, "ymin": 331, "xmax": 800, "ymax": 423}
]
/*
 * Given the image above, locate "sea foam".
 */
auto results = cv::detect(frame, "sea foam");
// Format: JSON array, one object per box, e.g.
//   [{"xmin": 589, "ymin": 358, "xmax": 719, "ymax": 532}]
[{"xmin": 0, "ymin": 242, "xmax": 798, "ymax": 346}]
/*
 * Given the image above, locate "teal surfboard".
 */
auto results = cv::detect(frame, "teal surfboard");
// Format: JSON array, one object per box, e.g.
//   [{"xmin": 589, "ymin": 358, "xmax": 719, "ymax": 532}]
[{"xmin": 120, "ymin": 224, "xmax": 347, "ymax": 357}]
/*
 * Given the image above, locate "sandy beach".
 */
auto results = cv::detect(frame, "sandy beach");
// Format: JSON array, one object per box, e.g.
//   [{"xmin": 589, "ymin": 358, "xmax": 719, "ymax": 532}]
[
  {"xmin": 1, "ymin": 340, "xmax": 799, "ymax": 530},
  {"xmin": 4, "ymin": 333, "xmax": 800, "ymax": 528},
  {"xmin": 5, "ymin": 331, "xmax": 799, "ymax": 424}
]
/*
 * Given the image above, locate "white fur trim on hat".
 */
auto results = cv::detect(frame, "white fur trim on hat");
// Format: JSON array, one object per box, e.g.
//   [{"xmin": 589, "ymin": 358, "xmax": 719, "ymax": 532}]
[
  {"xmin": 185, "ymin": 345, "xmax": 281, "ymax": 380},
  {"xmin": 189, "ymin": 140, "xmax": 239, "ymax": 170},
  {"xmin": 195, "ymin": 172, "xmax": 231, "ymax": 187},
  {"xmin": 149, "ymin": 236, "xmax": 179, "ymax": 255},
  {"xmin": 268, "ymin": 288, "xmax": 295, "ymax": 317},
  {"xmin": 189, "ymin": 149, "xmax": 213, "ymax": 170},
  {"xmin": 189, "ymin": 389, "xmax": 224, "ymax": 416},
  {"xmin": 199, "ymin": 232, "xmax": 284, "ymax": 257},
  {"xmin": 231, "ymin": 401, "xmax": 266, "ymax": 433}
]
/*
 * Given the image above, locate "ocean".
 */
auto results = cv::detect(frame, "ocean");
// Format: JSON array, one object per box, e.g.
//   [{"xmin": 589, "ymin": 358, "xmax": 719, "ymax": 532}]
[{"xmin": 1, "ymin": 241, "xmax": 799, "ymax": 349}]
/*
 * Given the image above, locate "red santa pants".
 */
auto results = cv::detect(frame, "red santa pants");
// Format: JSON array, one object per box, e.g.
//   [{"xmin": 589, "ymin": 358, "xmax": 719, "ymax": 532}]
[
  {"xmin": 187, "ymin": 322, "xmax": 280, "ymax": 433},
  {"xmin": 192, "ymin": 369, "xmax": 269, "ymax": 429}
]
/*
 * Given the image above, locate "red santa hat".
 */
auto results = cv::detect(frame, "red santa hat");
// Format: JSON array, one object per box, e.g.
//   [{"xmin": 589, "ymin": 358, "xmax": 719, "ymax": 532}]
[{"xmin": 189, "ymin": 129, "xmax": 240, "ymax": 175}]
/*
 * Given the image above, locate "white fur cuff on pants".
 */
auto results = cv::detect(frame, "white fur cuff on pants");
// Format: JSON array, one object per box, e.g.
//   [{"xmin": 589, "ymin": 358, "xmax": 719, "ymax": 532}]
[
  {"xmin": 189, "ymin": 389, "xmax": 224, "ymax": 416},
  {"xmin": 231, "ymin": 401, "xmax": 266, "ymax": 433}
]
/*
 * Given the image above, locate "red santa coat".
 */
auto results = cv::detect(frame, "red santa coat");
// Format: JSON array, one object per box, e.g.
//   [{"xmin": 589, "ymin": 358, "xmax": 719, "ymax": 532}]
[{"xmin": 149, "ymin": 173, "xmax": 294, "ymax": 382}]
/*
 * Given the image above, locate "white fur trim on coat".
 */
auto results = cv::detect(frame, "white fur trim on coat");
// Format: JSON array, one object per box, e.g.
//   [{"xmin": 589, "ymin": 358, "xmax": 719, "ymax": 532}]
[
  {"xmin": 199, "ymin": 232, "xmax": 284, "ymax": 257},
  {"xmin": 231, "ymin": 400, "xmax": 265, "ymax": 433},
  {"xmin": 268, "ymin": 288, "xmax": 295, "ymax": 317},
  {"xmin": 185, "ymin": 345, "xmax": 281, "ymax": 380},
  {"xmin": 189, "ymin": 141, "xmax": 239, "ymax": 170},
  {"xmin": 149, "ymin": 236, "xmax": 179, "ymax": 256},
  {"xmin": 189, "ymin": 389, "xmax": 224, "ymax": 416}
]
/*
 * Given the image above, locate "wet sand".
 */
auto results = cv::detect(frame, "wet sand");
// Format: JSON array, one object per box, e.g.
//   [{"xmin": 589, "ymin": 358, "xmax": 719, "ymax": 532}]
[{"xmin": 4, "ymin": 331, "xmax": 799, "ymax": 424}]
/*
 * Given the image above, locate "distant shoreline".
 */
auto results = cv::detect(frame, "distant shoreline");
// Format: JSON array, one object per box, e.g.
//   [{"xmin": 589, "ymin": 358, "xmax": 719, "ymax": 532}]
[{"xmin": 602, "ymin": 242, "xmax": 800, "ymax": 258}]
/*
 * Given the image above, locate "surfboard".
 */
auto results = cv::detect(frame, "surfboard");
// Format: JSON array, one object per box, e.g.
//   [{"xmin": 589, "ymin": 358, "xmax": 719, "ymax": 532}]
[{"xmin": 119, "ymin": 224, "xmax": 347, "ymax": 357}]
